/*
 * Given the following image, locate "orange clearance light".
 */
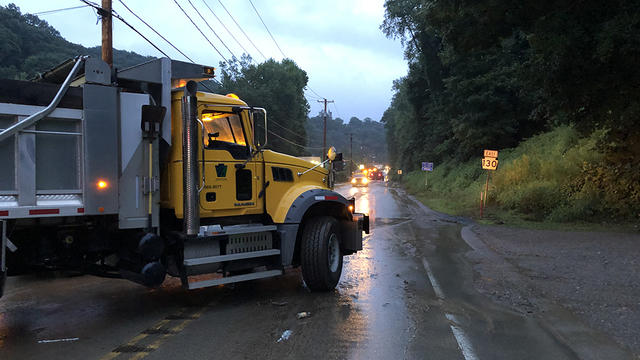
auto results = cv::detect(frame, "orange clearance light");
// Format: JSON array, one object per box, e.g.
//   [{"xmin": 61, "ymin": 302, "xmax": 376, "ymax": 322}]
[
  {"xmin": 97, "ymin": 180, "xmax": 108, "ymax": 190},
  {"xmin": 226, "ymin": 93, "xmax": 240, "ymax": 99}
]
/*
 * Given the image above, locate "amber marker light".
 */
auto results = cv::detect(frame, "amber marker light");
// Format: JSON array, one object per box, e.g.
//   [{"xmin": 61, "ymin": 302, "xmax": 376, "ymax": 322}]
[{"xmin": 97, "ymin": 180, "xmax": 108, "ymax": 190}]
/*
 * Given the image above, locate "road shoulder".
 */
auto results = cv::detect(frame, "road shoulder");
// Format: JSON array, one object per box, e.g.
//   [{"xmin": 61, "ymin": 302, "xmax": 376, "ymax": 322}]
[{"xmin": 462, "ymin": 224, "xmax": 640, "ymax": 358}]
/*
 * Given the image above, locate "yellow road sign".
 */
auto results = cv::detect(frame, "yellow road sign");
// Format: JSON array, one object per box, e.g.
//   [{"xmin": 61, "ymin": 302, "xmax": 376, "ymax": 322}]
[
  {"xmin": 484, "ymin": 149, "xmax": 498, "ymax": 158},
  {"xmin": 482, "ymin": 157, "xmax": 498, "ymax": 170}
]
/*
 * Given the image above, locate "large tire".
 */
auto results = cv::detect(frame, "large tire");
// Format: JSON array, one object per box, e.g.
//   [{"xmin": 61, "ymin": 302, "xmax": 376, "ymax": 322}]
[{"xmin": 300, "ymin": 216, "xmax": 343, "ymax": 291}]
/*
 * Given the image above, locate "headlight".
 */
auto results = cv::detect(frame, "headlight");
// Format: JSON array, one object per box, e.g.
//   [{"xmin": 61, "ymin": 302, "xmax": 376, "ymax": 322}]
[
  {"xmin": 362, "ymin": 178, "xmax": 368, "ymax": 184},
  {"xmin": 351, "ymin": 178, "xmax": 357, "ymax": 184}
]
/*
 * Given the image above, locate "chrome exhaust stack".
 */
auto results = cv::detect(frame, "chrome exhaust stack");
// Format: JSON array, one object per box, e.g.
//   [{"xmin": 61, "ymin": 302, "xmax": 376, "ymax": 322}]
[{"xmin": 182, "ymin": 81, "xmax": 200, "ymax": 236}]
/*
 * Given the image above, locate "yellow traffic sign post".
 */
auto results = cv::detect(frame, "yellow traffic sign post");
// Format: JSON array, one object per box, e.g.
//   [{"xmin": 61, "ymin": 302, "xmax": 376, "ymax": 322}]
[{"xmin": 480, "ymin": 150, "xmax": 498, "ymax": 218}]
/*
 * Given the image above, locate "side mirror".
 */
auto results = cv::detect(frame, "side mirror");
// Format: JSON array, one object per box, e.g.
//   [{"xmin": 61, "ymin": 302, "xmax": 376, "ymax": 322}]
[
  {"xmin": 327, "ymin": 146, "xmax": 337, "ymax": 161},
  {"xmin": 250, "ymin": 108, "xmax": 268, "ymax": 149}
]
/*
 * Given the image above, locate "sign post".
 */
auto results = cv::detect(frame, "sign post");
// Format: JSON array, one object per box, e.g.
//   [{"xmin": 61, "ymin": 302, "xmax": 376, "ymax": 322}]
[
  {"xmin": 480, "ymin": 150, "xmax": 498, "ymax": 217},
  {"xmin": 421, "ymin": 162, "xmax": 433, "ymax": 186}
]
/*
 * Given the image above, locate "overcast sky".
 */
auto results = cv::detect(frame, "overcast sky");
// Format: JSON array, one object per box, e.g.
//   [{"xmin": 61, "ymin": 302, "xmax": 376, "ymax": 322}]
[{"xmin": 4, "ymin": 0, "xmax": 407, "ymax": 121}]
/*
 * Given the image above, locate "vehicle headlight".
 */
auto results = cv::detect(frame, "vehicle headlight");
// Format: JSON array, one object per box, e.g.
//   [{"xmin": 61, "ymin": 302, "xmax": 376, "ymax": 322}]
[
  {"xmin": 351, "ymin": 178, "xmax": 357, "ymax": 184},
  {"xmin": 362, "ymin": 178, "xmax": 368, "ymax": 184}
]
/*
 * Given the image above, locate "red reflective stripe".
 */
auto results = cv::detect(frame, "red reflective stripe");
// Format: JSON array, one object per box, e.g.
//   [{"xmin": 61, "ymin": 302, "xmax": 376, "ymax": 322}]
[
  {"xmin": 0, "ymin": 210, "xmax": 8, "ymax": 216},
  {"xmin": 77, "ymin": 208, "xmax": 85, "ymax": 213},
  {"xmin": 29, "ymin": 209, "xmax": 60, "ymax": 215},
  {"xmin": 325, "ymin": 196, "xmax": 339, "ymax": 200}
]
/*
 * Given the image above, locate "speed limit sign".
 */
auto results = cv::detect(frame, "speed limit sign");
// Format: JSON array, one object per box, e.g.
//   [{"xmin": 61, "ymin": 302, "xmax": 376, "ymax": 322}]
[{"xmin": 482, "ymin": 157, "xmax": 498, "ymax": 170}]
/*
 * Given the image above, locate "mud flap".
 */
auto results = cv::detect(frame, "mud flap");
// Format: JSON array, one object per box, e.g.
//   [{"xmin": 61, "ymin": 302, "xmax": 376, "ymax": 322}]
[{"xmin": 340, "ymin": 213, "xmax": 368, "ymax": 255}]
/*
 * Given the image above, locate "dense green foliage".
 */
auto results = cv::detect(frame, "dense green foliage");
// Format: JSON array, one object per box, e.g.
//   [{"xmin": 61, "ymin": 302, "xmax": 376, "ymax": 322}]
[
  {"xmin": 383, "ymin": 0, "xmax": 640, "ymax": 221},
  {"xmin": 403, "ymin": 127, "xmax": 639, "ymax": 223},
  {"xmin": 0, "ymin": 4, "xmax": 153, "ymax": 80},
  {"xmin": 305, "ymin": 113, "xmax": 388, "ymax": 166}
]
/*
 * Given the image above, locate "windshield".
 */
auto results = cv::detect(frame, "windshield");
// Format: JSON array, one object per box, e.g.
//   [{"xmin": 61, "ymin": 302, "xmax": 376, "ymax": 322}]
[{"xmin": 201, "ymin": 111, "xmax": 247, "ymax": 148}]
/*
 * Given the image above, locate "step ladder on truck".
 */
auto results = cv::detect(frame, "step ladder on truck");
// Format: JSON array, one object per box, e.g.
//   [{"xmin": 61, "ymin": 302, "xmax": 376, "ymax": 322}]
[{"xmin": 0, "ymin": 56, "xmax": 369, "ymax": 297}]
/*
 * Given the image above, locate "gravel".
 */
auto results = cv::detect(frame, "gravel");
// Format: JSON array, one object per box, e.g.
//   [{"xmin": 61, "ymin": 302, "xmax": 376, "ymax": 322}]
[{"xmin": 465, "ymin": 225, "xmax": 640, "ymax": 356}]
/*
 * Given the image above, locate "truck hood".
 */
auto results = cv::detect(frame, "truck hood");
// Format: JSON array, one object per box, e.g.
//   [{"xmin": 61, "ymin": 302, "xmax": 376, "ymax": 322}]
[{"xmin": 262, "ymin": 150, "xmax": 328, "ymax": 175}]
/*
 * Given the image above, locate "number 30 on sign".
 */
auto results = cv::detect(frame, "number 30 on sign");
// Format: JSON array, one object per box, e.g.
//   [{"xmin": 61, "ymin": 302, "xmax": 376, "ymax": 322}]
[{"xmin": 482, "ymin": 157, "xmax": 498, "ymax": 170}]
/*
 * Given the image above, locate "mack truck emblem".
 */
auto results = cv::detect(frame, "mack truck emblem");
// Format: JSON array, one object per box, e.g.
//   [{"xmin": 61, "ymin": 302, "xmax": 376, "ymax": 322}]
[{"xmin": 215, "ymin": 164, "xmax": 228, "ymax": 177}]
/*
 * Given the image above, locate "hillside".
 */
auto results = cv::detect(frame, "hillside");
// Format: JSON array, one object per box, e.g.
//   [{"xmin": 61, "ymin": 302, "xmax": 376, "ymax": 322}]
[
  {"xmin": 305, "ymin": 112, "xmax": 387, "ymax": 166},
  {"xmin": 0, "ymin": 3, "xmax": 153, "ymax": 80},
  {"xmin": 382, "ymin": 0, "xmax": 640, "ymax": 223}
]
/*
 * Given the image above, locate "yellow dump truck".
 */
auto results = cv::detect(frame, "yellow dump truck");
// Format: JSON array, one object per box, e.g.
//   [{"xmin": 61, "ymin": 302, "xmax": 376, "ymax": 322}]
[{"xmin": 0, "ymin": 57, "xmax": 368, "ymax": 296}]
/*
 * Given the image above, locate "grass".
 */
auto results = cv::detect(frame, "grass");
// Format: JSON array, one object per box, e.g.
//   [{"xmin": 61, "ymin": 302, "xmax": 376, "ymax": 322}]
[{"xmin": 399, "ymin": 126, "xmax": 640, "ymax": 232}]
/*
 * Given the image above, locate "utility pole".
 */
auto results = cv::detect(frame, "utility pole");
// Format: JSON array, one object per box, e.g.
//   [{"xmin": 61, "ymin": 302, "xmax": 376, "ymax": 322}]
[
  {"xmin": 101, "ymin": 0, "xmax": 113, "ymax": 67},
  {"xmin": 349, "ymin": 133, "xmax": 353, "ymax": 175},
  {"xmin": 317, "ymin": 98, "xmax": 334, "ymax": 161}
]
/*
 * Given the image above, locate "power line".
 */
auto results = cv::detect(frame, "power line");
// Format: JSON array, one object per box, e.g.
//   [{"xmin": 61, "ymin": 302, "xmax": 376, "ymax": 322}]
[
  {"xmin": 268, "ymin": 129, "xmax": 322, "ymax": 150},
  {"xmin": 186, "ymin": 0, "xmax": 238, "ymax": 60},
  {"xmin": 172, "ymin": 0, "xmax": 229, "ymax": 63},
  {"xmin": 269, "ymin": 118, "xmax": 307, "ymax": 141},
  {"xmin": 201, "ymin": 0, "xmax": 253, "ymax": 60},
  {"xmin": 255, "ymin": 124, "xmax": 321, "ymax": 150},
  {"xmin": 304, "ymin": 92, "xmax": 322, "ymax": 101},
  {"xmin": 33, "ymin": 4, "xmax": 90, "ymax": 16},
  {"xmin": 332, "ymin": 101, "xmax": 342, "ymax": 119},
  {"xmin": 307, "ymin": 86, "xmax": 324, "ymax": 99},
  {"xmin": 217, "ymin": 0, "xmax": 266, "ymax": 60},
  {"xmin": 247, "ymin": 0, "xmax": 286, "ymax": 59},
  {"xmin": 79, "ymin": 0, "xmax": 170, "ymax": 58},
  {"xmin": 117, "ymin": 0, "xmax": 195, "ymax": 62}
]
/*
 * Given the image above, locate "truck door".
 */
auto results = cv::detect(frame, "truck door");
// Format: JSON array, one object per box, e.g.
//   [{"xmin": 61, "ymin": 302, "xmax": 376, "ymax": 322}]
[{"xmin": 198, "ymin": 109, "xmax": 261, "ymax": 214}]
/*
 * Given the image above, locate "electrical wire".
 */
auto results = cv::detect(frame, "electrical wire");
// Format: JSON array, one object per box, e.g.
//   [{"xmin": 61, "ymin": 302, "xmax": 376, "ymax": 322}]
[
  {"xmin": 307, "ymin": 86, "xmax": 324, "ymax": 99},
  {"xmin": 255, "ymin": 124, "xmax": 321, "ymax": 150},
  {"xmin": 247, "ymin": 0, "xmax": 286, "ymax": 59},
  {"xmin": 304, "ymin": 91, "xmax": 322, "ymax": 101},
  {"xmin": 117, "ymin": 0, "xmax": 195, "ymax": 62},
  {"xmin": 33, "ymin": 4, "xmax": 90, "ymax": 16},
  {"xmin": 186, "ymin": 0, "xmax": 238, "ymax": 60},
  {"xmin": 332, "ymin": 101, "xmax": 342, "ymax": 119},
  {"xmin": 201, "ymin": 0, "xmax": 253, "ymax": 60},
  {"xmin": 269, "ymin": 118, "xmax": 307, "ymax": 141},
  {"xmin": 217, "ymin": 0, "xmax": 266, "ymax": 60},
  {"xmin": 268, "ymin": 129, "xmax": 322, "ymax": 150},
  {"xmin": 172, "ymin": 0, "xmax": 229, "ymax": 63},
  {"xmin": 79, "ymin": 0, "xmax": 171, "ymax": 58}
]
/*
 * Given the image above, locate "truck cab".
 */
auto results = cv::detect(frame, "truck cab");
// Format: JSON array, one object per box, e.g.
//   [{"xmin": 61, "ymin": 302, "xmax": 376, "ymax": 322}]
[{"xmin": 0, "ymin": 56, "xmax": 368, "ymax": 296}]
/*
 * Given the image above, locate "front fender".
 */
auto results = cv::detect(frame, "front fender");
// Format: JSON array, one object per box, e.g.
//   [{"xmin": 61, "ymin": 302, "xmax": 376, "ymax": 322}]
[{"xmin": 276, "ymin": 188, "xmax": 367, "ymax": 265}]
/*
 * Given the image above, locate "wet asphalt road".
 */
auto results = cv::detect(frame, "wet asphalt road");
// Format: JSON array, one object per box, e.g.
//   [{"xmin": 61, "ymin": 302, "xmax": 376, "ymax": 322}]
[{"xmin": 0, "ymin": 182, "xmax": 610, "ymax": 359}]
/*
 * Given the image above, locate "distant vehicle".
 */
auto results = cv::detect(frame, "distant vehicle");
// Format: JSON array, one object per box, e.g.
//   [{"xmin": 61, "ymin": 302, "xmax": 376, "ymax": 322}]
[
  {"xmin": 368, "ymin": 170, "xmax": 383, "ymax": 181},
  {"xmin": 351, "ymin": 173, "xmax": 369, "ymax": 187}
]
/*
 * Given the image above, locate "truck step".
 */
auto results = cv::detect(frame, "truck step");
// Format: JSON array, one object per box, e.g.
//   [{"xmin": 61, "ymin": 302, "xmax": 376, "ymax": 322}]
[
  {"xmin": 183, "ymin": 249, "xmax": 280, "ymax": 267},
  {"xmin": 186, "ymin": 269, "xmax": 283, "ymax": 290},
  {"xmin": 199, "ymin": 224, "xmax": 276, "ymax": 237}
]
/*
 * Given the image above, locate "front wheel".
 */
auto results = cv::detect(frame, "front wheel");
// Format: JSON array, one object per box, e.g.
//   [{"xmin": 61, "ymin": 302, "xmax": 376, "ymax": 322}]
[{"xmin": 300, "ymin": 216, "xmax": 343, "ymax": 291}]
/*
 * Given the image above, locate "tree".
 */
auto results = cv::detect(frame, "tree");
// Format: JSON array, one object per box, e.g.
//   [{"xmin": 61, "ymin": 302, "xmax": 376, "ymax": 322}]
[{"xmin": 207, "ymin": 56, "xmax": 311, "ymax": 156}]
